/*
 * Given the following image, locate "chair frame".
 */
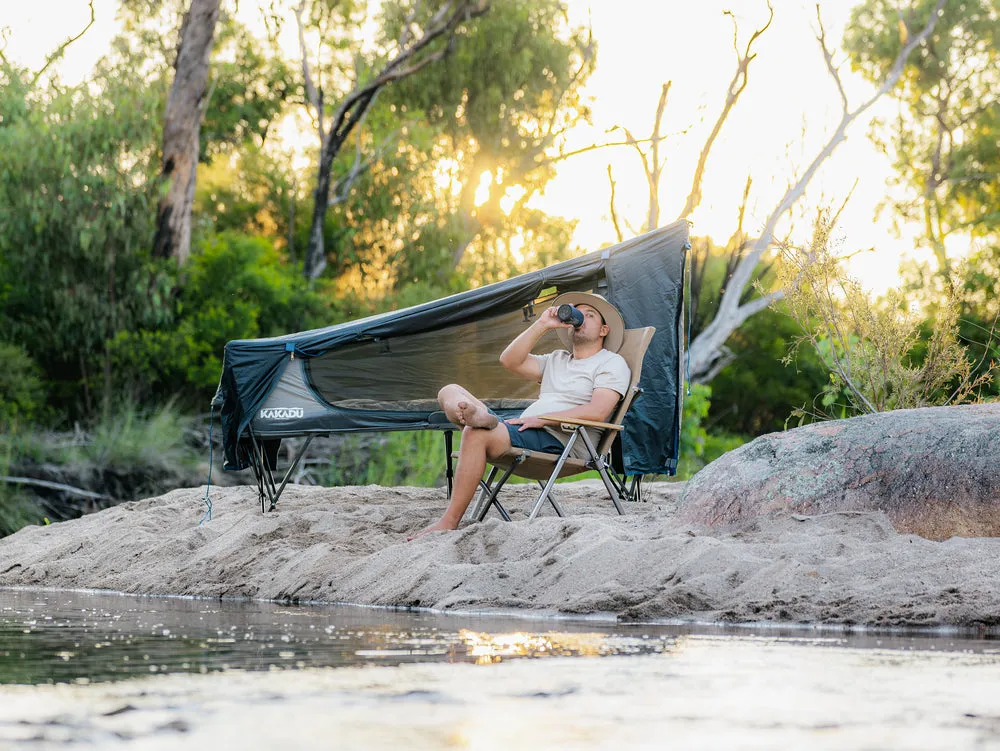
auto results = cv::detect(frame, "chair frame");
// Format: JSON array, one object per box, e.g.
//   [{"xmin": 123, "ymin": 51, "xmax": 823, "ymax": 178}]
[{"xmin": 464, "ymin": 326, "xmax": 655, "ymax": 522}]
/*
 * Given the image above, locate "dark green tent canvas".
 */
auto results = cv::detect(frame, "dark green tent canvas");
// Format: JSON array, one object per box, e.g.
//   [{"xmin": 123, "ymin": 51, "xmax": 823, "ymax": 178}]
[{"xmin": 214, "ymin": 220, "xmax": 689, "ymax": 488}]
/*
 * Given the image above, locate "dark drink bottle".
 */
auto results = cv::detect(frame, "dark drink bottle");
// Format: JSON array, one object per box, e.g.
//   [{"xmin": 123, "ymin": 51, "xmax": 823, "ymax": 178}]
[{"xmin": 557, "ymin": 304, "xmax": 584, "ymax": 327}]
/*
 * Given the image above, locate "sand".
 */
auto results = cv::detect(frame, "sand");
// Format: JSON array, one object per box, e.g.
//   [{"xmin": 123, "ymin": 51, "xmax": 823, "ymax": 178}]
[{"xmin": 1, "ymin": 481, "xmax": 999, "ymax": 629}]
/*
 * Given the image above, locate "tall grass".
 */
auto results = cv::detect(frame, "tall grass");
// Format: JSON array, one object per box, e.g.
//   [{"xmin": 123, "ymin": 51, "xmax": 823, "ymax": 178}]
[
  {"xmin": 0, "ymin": 423, "xmax": 46, "ymax": 536},
  {"xmin": 363, "ymin": 431, "xmax": 447, "ymax": 487},
  {"xmin": 74, "ymin": 400, "xmax": 191, "ymax": 472},
  {"xmin": 0, "ymin": 402, "xmax": 197, "ymax": 537},
  {"xmin": 317, "ymin": 431, "xmax": 447, "ymax": 487},
  {"xmin": 318, "ymin": 429, "xmax": 609, "ymax": 488}
]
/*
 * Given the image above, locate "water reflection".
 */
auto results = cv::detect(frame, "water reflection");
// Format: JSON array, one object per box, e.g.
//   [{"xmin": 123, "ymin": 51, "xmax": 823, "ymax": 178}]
[
  {"xmin": 0, "ymin": 588, "xmax": 676, "ymax": 684},
  {"xmin": 1, "ymin": 587, "xmax": 998, "ymax": 686}
]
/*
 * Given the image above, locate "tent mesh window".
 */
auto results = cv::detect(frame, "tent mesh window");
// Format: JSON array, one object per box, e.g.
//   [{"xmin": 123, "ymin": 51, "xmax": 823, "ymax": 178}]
[{"xmin": 307, "ymin": 291, "xmax": 572, "ymax": 412}]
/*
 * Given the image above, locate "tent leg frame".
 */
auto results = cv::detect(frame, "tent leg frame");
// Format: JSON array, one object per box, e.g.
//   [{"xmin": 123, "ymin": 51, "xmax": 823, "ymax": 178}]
[
  {"xmin": 443, "ymin": 430, "xmax": 455, "ymax": 499},
  {"xmin": 629, "ymin": 475, "xmax": 643, "ymax": 503},
  {"xmin": 247, "ymin": 429, "xmax": 275, "ymax": 513},
  {"xmin": 246, "ymin": 428, "xmax": 314, "ymax": 513},
  {"xmin": 269, "ymin": 435, "xmax": 314, "ymax": 511}
]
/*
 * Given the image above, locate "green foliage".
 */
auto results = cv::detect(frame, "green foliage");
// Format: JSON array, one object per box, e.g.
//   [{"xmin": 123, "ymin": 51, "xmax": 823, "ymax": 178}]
[
  {"xmin": 364, "ymin": 0, "xmax": 593, "ymax": 285},
  {"xmin": 0, "ymin": 402, "xmax": 197, "ymax": 537},
  {"xmin": 675, "ymin": 383, "xmax": 748, "ymax": 479},
  {"xmin": 315, "ymin": 431, "xmax": 445, "ymax": 487},
  {"xmin": 685, "ymin": 234, "xmax": 828, "ymax": 436},
  {"xmin": 199, "ymin": 16, "xmax": 293, "ymax": 161},
  {"xmin": 110, "ymin": 233, "xmax": 331, "ymax": 403},
  {"xmin": 0, "ymin": 61, "xmax": 167, "ymax": 418},
  {"xmin": 0, "ymin": 428, "xmax": 46, "ymax": 538},
  {"xmin": 0, "ymin": 490, "xmax": 45, "ymax": 539},
  {"xmin": 688, "ymin": 233, "xmax": 777, "ymax": 341},
  {"xmin": 0, "ymin": 344, "xmax": 46, "ymax": 425},
  {"xmin": 360, "ymin": 432, "xmax": 445, "ymax": 487},
  {"xmin": 707, "ymin": 308, "xmax": 831, "ymax": 435},
  {"xmin": 382, "ymin": 0, "xmax": 593, "ymax": 153},
  {"xmin": 898, "ymin": 242, "xmax": 1000, "ymax": 401},
  {"xmin": 844, "ymin": 0, "xmax": 1000, "ymax": 267},
  {"xmin": 79, "ymin": 401, "xmax": 191, "ymax": 472},
  {"xmin": 194, "ymin": 145, "xmax": 298, "ymax": 242}
]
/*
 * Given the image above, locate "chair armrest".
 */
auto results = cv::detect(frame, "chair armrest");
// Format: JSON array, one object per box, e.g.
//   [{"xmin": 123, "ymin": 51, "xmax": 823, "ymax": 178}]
[{"xmin": 536, "ymin": 415, "xmax": 623, "ymax": 431}]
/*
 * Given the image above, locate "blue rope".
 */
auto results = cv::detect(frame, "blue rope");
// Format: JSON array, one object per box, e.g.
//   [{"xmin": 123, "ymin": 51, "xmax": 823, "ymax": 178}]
[{"xmin": 199, "ymin": 404, "xmax": 215, "ymax": 525}]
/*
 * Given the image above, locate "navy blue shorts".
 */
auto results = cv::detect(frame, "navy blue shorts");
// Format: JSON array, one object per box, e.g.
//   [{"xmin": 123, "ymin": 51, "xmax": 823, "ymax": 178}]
[{"xmin": 503, "ymin": 421, "xmax": 566, "ymax": 453}]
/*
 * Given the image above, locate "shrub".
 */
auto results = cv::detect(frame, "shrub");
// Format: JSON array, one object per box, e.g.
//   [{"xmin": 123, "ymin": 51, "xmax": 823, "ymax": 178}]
[
  {"xmin": 0, "ymin": 427, "xmax": 46, "ymax": 538},
  {"xmin": 774, "ymin": 212, "xmax": 996, "ymax": 417},
  {"xmin": 0, "ymin": 343, "xmax": 45, "ymax": 425},
  {"xmin": 110, "ymin": 232, "xmax": 331, "ymax": 405},
  {"xmin": 675, "ymin": 383, "xmax": 747, "ymax": 479}
]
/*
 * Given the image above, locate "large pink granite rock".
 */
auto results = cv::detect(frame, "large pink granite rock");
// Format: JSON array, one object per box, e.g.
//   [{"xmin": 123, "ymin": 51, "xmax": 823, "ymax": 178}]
[{"xmin": 678, "ymin": 403, "xmax": 1000, "ymax": 540}]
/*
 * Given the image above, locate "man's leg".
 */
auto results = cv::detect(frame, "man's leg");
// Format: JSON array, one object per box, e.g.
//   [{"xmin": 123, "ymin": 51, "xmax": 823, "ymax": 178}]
[
  {"xmin": 408, "ymin": 421, "xmax": 511, "ymax": 539},
  {"xmin": 438, "ymin": 383, "xmax": 498, "ymax": 429}
]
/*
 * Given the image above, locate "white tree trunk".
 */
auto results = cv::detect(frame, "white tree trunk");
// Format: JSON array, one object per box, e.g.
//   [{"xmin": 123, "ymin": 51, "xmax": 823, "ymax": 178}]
[{"xmin": 687, "ymin": 0, "xmax": 946, "ymax": 383}]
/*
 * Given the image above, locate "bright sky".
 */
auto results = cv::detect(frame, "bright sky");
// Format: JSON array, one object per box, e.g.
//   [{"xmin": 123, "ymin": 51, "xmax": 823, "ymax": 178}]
[{"xmin": 3, "ymin": 0, "xmax": 932, "ymax": 293}]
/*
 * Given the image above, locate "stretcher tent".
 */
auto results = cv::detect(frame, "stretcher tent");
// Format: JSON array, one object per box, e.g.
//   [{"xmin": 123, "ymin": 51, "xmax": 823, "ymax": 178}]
[{"xmin": 214, "ymin": 219, "xmax": 690, "ymax": 487}]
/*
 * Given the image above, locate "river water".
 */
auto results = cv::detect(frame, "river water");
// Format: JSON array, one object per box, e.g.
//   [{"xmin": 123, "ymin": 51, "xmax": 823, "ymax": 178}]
[{"xmin": 2, "ymin": 588, "xmax": 999, "ymax": 749}]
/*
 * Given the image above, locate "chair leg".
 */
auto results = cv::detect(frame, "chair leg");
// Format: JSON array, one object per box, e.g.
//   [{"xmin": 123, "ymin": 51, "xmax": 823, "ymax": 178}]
[
  {"xmin": 606, "ymin": 470, "xmax": 644, "ymax": 504},
  {"xmin": 475, "ymin": 460, "xmax": 520, "ymax": 522},
  {"xmin": 528, "ymin": 433, "xmax": 578, "ymax": 520},
  {"xmin": 470, "ymin": 465, "xmax": 500, "ymax": 520},
  {"xmin": 578, "ymin": 429, "xmax": 626, "ymax": 515},
  {"xmin": 536, "ymin": 481, "xmax": 564, "ymax": 517}
]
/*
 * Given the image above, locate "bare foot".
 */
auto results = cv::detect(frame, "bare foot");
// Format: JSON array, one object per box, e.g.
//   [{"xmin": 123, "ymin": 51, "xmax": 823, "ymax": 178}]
[
  {"xmin": 407, "ymin": 519, "xmax": 459, "ymax": 541},
  {"xmin": 456, "ymin": 401, "xmax": 498, "ymax": 429}
]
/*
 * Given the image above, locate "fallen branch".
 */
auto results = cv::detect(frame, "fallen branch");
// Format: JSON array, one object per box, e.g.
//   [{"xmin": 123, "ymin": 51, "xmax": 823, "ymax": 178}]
[{"xmin": 1, "ymin": 475, "xmax": 110, "ymax": 501}]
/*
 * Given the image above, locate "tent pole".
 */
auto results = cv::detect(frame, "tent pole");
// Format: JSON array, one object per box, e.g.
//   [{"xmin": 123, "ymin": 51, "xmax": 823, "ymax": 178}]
[
  {"xmin": 268, "ymin": 434, "xmax": 315, "ymax": 511},
  {"xmin": 247, "ymin": 427, "xmax": 277, "ymax": 511},
  {"xmin": 245, "ymin": 442, "xmax": 268, "ymax": 513}
]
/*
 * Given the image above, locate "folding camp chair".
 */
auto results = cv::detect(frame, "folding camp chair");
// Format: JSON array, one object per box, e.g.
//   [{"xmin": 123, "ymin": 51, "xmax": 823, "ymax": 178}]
[{"xmin": 466, "ymin": 326, "xmax": 656, "ymax": 522}]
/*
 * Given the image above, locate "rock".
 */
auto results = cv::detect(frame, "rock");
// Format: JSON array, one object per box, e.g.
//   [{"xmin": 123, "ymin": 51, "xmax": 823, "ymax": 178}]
[{"xmin": 678, "ymin": 403, "xmax": 1000, "ymax": 540}]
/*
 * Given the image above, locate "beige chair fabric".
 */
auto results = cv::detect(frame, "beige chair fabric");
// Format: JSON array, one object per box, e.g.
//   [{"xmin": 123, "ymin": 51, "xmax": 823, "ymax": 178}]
[{"xmin": 464, "ymin": 326, "xmax": 656, "ymax": 520}]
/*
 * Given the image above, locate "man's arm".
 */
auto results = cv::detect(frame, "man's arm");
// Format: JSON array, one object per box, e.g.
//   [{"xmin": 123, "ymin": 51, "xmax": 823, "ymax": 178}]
[
  {"xmin": 499, "ymin": 306, "xmax": 570, "ymax": 381},
  {"xmin": 507, "ymin": 387, "xmax": 621, "ymax": 430}
]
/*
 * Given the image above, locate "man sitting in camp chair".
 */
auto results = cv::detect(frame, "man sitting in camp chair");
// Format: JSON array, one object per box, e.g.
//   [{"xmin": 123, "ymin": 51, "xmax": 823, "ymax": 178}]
[{"xmin": 409, "ymin": 292, "xmax": 630, "ymax": 539}]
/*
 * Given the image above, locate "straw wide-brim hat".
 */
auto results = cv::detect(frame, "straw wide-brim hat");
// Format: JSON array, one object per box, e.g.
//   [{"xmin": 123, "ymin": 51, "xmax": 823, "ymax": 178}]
[{"xmin": 549, "ymin": 292, "xmax": 625, "ymax": 353}]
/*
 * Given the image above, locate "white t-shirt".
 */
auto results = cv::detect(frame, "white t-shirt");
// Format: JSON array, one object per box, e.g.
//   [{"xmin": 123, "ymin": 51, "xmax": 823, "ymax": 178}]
[{"xmin": 519, "ymin": 349, "xmax": 631, "ymax": 458}]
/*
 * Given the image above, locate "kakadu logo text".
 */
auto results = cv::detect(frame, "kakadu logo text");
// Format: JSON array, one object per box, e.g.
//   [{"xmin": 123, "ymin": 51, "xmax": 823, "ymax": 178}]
[{"xmin": 259, "ymin": 407, "xmax": 304, "ymax": 420}]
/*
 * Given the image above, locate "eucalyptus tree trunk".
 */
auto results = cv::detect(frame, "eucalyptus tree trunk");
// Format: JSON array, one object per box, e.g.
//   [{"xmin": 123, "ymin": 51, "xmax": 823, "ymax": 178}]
[
  {"xmin": 300, "ymin": 0, "xmax": 490, "ymax": 281},
  {"xmin": 153, "ymin": 0, "xmax": 221, "ymax": 265}
]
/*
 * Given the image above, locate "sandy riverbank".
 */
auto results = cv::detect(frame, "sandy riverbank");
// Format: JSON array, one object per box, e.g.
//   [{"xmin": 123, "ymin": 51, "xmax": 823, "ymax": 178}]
[{"xmin": 1, "ymin": 482, "xmax": 998, "ymax": 628}]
